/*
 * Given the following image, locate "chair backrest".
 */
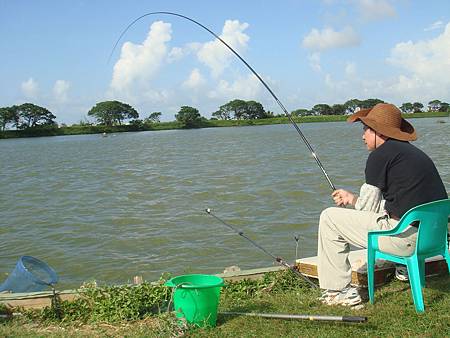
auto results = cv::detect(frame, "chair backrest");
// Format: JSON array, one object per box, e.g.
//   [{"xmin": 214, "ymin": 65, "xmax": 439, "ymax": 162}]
[{"xmin": 398, "ymin": 199, "xmax": 450, "ymax": 256}]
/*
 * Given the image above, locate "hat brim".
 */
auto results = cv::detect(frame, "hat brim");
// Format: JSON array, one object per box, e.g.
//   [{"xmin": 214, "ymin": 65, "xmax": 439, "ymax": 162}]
[
  {"xmin": 346, "ymin": 108, "xmax": 371, "ymax": 123},
  {"xmin": 347, "ymin": 110, "xmax": 417, "ymax": 141}
]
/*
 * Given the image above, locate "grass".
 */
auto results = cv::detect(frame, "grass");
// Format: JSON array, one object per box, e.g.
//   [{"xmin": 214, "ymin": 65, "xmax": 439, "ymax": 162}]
[
  {"xmin": 0, "ymin": 270, "xmax": 448, "ymax": 337},
  {"xmin": 212, "ymin": 276, "xmax": 450, "ymax": 338}
]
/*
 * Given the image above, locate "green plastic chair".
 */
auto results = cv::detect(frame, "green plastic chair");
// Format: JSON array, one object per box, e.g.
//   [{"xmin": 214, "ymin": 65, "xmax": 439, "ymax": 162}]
[{"xmin": 367, "ymin": 199, "xmax": 450, "ymax": 312}]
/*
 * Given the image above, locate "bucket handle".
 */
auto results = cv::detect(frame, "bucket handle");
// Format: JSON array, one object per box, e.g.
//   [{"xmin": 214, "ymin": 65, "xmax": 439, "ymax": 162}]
[
  {"xmin": 165, "ymin": 281, "xmax": 193, "ymax": 288},
  {"xmin": 166, "ymin": 282, "xmax": 195, "ymax": 313}
]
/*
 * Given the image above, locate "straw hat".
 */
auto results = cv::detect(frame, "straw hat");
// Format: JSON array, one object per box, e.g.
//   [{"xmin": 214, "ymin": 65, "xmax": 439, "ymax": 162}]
[{"xmin": 347, "ymin": 103, "xmax": 417, "ymax": 141}]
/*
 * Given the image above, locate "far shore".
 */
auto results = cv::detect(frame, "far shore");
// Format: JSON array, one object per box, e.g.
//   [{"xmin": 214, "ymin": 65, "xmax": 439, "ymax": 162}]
[{"xmin": 0, "ymin": 111, "xmax": 448, "ymax": 139}]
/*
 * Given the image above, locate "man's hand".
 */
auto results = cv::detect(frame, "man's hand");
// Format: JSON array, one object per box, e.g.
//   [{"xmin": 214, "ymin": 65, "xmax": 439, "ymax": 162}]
[{"xmin": 332, "ymin": 189, "xmax": 357, "ymax": 207}]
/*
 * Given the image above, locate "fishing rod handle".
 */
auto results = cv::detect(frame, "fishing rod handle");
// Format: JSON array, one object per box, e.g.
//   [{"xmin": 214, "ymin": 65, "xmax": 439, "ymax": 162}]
[{"xmin": 342, "ymin": 316, "xmax": 368, "ymax": 323}]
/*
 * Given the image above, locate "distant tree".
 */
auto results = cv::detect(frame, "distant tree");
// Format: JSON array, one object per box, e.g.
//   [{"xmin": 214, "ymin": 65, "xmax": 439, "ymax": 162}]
[
  {"xmin": 214, "ymin": 99, "xmax": 269, "ymax": 120},
  {"xmin": 412, "ymin": 102, "xmax": 424, "ymax": 113},
  {"xmin": 0, "ymin": 106, "xmax": 19, "ymax": 131},
  {"xmin": 88, "ymin": 101, "xmax": 138, "ymax": 126},
  {"xmin": 146, "ymin": 112, "xmax": 162, "ymax": 123},
  {"xmin": 76, "ymin": 117, "xmax": 93, "ymax": 126},
  {"xmin": 130, "ymin": 119, "xmax": 144, "ymax": 128},
  {"xmin": 175, "ymin": 106, "xmax": 202, "ymax": 128},
  {"xmin": 212, "ymin": 106, "xmax": 232, "ymax": 120},
  {"xmin": 216, "ymin": 99, "xmax": 247, "ymax": 120},
  {"xmin": 343, "ymin": 99, "xmax": 363, "ymax": 114},
  {"xmin": 428, "ymin": 100, "xmax": 441, "ymax": 112},
  {"xmin": 360, "ymin": 98, "xmax": 384, "ymax": 108},
  {"xmin": 331, "ymin": 104, "xmax": 346, "ymax": 115},
  {"xmin": 343, "ymin": 98, "xmax": 384, "ymax": 114},
  {"xmin": 400, "ymin": 102, "xmax": 414, "ymax": 114},
  {"xmin": 14, "ymin": 103, "xmax": 56, "ymax": 129},
  {"xmin": 291, "ymin": 109, "xmax": 310, "ymax": 117},
  {"xmin": 428, "ymin": 99, "xmax": 450, "ymax": 112},
  {"xmin": 439, "ymin": 102, "xmax": 449, "ymax": 112},
  {"xmin": 311, "ymin": 104, "xmax": 332, "ymax": 115},
  {"xmin": 245, "ymin": 100, "xmax": 267, "ymax": 119},
  {"xmin": 265, "ymin": 110, "xmax": 275, "ymax": 118}
]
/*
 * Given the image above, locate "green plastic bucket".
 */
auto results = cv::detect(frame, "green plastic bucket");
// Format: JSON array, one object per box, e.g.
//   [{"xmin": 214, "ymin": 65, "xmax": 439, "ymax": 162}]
[{"xmin": 165, "ymin": 274, "xmax": 224, "ymax": 327}]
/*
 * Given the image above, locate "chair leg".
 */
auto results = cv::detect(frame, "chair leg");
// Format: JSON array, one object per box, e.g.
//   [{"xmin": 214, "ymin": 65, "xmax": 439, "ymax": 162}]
[
  {"xmin": 444, "ymin": 249, "xmax": 450, "ymax": 275},
  {"xmin": 367, "ymin": 248, "xmax": 375, "ymax": 304},
  {"xmin": 417, "ymin": 257, "xmax": 426, "ymax": 288},
  {"xmin": 406, "ymin": 257, "xmax": 425, "ymax": 313}
]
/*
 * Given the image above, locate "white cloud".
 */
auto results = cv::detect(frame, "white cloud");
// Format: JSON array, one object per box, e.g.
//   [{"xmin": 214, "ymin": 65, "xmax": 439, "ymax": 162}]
[
  {"xmin": 386, "ymin": 22, "xmax": 450, "ymax": 99},
  {"xmin": 302, "ymin": 26, "xmax": 361, "ymax": 51},
  {"xmin": 110, "ymin": 21, "xmax": 172, "ymax": 93},
  {"xmin": 168, "ymin": 42, "xmax": 203, "ymax": 63},
  {"xmin": 53, "ymin": 80, "xmax": 70, "ymax": 102},
  {"xmin": 140, "ymin": 89, "xmax": 171, "ymax": 103},
  {"xmin": 324, "ymin": 74, "xmax": 335, "ymax": 89},
  {"xmin": 208, "ymin": 74, "xmax": 262, "ymax": 100},
  {"xmin": 345, "ymin": 62, "xmax": 357, "ymax": 77},
  {"xmin": 424, "ymin": 21, "xmax": 444, "ymax": 32},
  {"xmin": 182, "ymin": 68, "xmax": 206, "ymax": 89},
  {"xmin": 168, "ymin": 47, "xmax": 184, "ymax": 63},
  {"xmin": 197, "ymin": 20, "xmax": 250, "ymax": 77},
  {"xmin": 21, "ymin": 77, "xmax": 38, "ymax": 98},
  {"xmin": 104, "ymin": 19, "xmax": 256, "ymax": 120},
  {"xmin": 308, "ymin": 52, "xmax": 322, "ymax": 72},
  {"xmin": 318, "ymin": 22, "xmax": 450, "ymax": 105},
  {"xmin": 355, "ymin": 0, "xmax": 396, "ymax": 22}
]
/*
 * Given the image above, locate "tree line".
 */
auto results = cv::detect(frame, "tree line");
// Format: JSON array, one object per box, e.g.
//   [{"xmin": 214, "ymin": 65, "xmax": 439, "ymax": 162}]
[{"xmin": 1, "ymin": 98, "xmax": 449, "ymax": 131}]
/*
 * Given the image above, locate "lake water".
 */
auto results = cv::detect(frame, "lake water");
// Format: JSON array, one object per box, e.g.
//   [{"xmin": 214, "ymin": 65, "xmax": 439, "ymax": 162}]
[{"xmin": 1, "ymin": 118, "xmax": 449, "ymax": 289}]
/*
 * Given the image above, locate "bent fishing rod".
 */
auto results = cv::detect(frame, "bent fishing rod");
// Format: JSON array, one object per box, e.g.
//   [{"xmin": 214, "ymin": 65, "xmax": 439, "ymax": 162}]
[
  {"xmin": 205, "ymin": 208, "xmax": 318, "ymax": 288},
  {"xmin": 109, "ymin": 11, "xmax": 336, "ymax": 191}
]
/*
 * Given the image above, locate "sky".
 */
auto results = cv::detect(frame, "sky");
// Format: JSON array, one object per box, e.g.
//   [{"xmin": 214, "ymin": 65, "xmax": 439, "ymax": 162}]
[{"xmin": 1, "ymin": 0, "xmax": 450, "ymax": 124}]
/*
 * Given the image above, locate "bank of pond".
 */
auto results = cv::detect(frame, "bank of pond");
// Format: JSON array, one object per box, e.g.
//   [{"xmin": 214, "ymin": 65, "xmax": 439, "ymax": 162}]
[
  {"xmin": 0, "ymin": 268, "xmax": 448, "ymax": 337},
  {"xmin": 1, "ymin": 111, "xmax": 448, "ymax": 139}
]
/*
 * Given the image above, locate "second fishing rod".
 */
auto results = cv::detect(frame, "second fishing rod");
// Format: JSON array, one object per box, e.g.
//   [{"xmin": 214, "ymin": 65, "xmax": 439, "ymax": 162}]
[{"xmin": 205, "ymin": 208, "xmax": 318, "ymax": 288}]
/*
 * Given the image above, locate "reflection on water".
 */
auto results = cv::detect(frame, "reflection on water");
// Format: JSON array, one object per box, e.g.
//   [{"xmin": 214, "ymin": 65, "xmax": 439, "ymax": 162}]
[{"xmin": 0, "ymin": 118, "xmax": 448, "ymax": 288}]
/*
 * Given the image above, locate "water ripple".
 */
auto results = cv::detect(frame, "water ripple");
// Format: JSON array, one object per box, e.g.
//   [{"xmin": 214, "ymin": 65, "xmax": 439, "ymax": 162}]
[{"xmin": 0, "ymin": 119, "xmax": 448, "ymax": 288}]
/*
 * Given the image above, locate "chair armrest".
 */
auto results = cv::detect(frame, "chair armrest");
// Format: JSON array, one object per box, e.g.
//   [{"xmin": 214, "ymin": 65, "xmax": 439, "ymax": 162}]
[
  {"xmin": 368, "ymin": 228, "xmax": 402, "ymax": 237},
  {"xmin": 367, "ymin": 227, "xmax": 406, "ymax": 252},
  {"xmin": 369, "ymin": 213, "xmax": 420, "ymax": 237}
]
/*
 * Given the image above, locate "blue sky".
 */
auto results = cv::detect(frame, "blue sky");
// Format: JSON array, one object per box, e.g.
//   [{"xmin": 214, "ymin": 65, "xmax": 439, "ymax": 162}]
[{"xmin": 1, "ymin": 0, "xmax": 450, "ymax": 124}]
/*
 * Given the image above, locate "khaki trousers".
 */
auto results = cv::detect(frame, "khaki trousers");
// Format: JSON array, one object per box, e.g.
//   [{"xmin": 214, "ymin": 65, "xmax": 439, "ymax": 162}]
[{"xmin": 317, "ymin": 207, "xmax": 417, "ymax": 290}]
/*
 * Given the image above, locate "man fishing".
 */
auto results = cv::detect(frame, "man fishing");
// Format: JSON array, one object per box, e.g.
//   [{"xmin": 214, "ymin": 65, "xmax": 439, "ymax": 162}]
[
  {"xmin": 112, "ymin": 14, "xmax": 444, "ymax": 308},
  {"xmin": 317, "ymin": 103, "xmax": 448, "ymax": 306}
]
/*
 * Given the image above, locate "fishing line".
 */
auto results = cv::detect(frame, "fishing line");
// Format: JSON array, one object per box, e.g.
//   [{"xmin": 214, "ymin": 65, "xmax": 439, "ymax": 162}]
[
  {"xmin": 205, "ymin": 208, "xmax": 318, "ymax": 288},
  {"xmin": 108, "ymin": 11, "xmax": 336, "ymax": 191}
]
